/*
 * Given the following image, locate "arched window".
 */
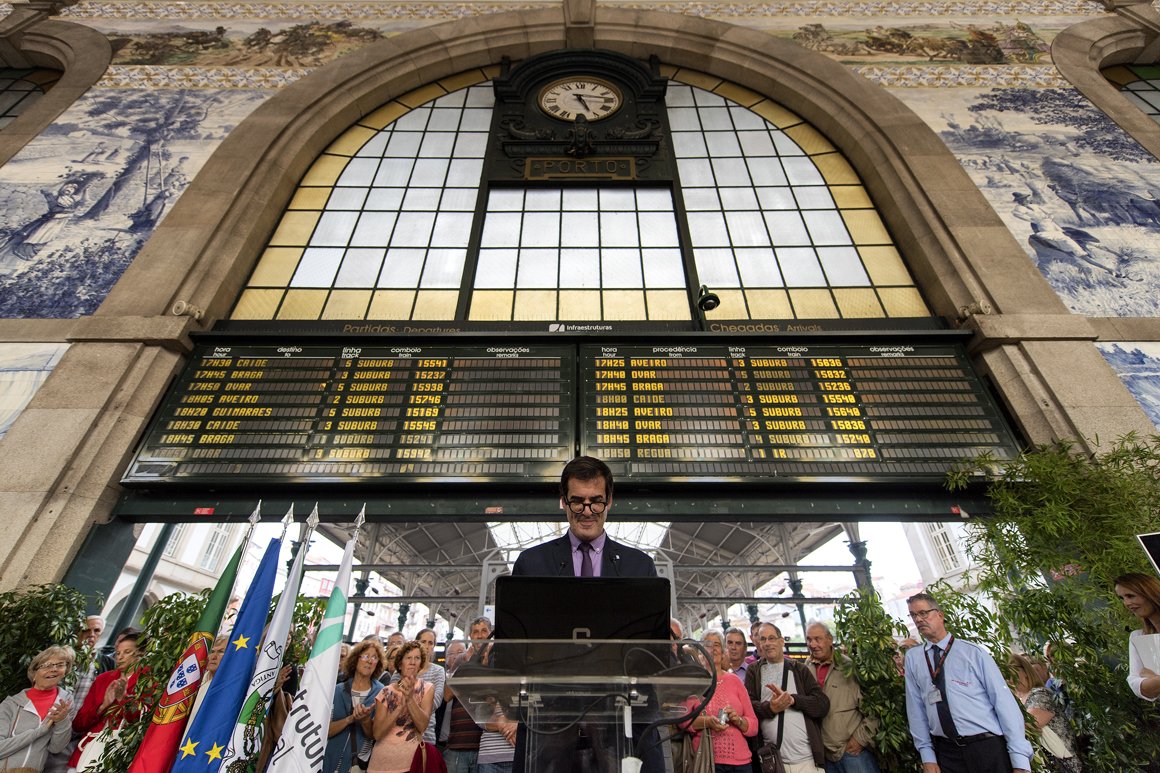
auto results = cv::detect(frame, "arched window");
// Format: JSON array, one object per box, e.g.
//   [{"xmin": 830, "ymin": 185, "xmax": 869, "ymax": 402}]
[
  {"xmin": 1104, "ymin": 64, "xmax": 1160, "ymax": 126},
  {"xmin": 0, "ymin": 67, "xmax": 60, "ymax": 129},
  {"xmin": 234, "ymin": 65, "xmax": 928, "ymax": 324}
]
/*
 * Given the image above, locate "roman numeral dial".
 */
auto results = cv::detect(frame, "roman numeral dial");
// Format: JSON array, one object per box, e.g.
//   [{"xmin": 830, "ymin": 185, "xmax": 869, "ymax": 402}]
[{"xmin": 538, "ymin": 77, "xmax": 623, "ymax": 121}]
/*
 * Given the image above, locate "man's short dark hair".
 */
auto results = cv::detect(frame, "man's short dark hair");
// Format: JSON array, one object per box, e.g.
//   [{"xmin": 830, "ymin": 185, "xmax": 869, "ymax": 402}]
[
  {"xmin": 906, "ymin": 592, "xmax": 941, "ymax": 610},
  {"xmin": 560, "ymin": 456, "xmax": 613, "ymax": 499}
]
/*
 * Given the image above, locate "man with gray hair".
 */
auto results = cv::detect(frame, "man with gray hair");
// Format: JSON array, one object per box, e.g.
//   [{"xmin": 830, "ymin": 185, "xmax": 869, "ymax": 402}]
[{"xmin": 805, "ymin": 620, "xmax": 880, "ymax": 773}]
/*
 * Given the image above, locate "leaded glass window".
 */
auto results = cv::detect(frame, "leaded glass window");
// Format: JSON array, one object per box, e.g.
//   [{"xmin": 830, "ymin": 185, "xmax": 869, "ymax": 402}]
[
  {"xmin": 1104, "ymin": 64, "xmax": 1160, "ymax": 126},
  {"xmin": 0, "ymin": 68, "xmax": 61, "ymax": 129}
]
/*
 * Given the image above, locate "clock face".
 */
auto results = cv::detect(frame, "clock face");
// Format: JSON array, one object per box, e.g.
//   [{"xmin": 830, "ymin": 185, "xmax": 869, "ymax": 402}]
[{"xmin": 538, "ymin": 77, "xmax": 623, "ymax": 122}]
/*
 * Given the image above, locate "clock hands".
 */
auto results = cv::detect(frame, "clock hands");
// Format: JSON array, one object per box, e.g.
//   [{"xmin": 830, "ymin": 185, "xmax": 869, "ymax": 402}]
[{"xmin": 574, "ymin": 93, "xmax": 592, "ymax": 113}]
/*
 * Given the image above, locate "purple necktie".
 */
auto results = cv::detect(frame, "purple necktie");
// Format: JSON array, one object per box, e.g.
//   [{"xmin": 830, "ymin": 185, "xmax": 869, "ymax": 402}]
[{"xmin": 578, "ymin": 541, "xmax": 594, "ymax": 577}]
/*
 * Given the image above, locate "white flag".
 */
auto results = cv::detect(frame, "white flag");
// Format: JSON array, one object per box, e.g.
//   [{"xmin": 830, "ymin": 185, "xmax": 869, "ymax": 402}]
[
  {"xmin": 221, "ymin": 506, "xmax": 315, "ymax": 771},
  {"xmin": 266, "ymin": 506, "xmax": 363, "ymax": 773}
]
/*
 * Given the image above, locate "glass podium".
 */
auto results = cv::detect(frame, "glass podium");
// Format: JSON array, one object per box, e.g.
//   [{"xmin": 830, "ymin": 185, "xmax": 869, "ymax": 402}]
[{"xmin": 448, "ymin": 639, "xmax": 714, "ymax": 773}]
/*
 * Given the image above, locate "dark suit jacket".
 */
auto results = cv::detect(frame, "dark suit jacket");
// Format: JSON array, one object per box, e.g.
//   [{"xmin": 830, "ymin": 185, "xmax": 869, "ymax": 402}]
[{"xmin": 511, "ymin": 533, "xmax": 657, "ymax": 577}]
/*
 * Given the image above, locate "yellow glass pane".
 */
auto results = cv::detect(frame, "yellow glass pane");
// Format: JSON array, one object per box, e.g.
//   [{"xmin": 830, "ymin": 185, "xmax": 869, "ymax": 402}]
[
  {"xmin": 645, "ymin": 290, "xmax": 691, "ymax": 320},
  {"xmin": 749, "ymin": 101, "xmax": 802, "ymax": 129},
  {"xmin": 514, "ymin": 290, "xmax": 558, "ymax": 320},
  {"xmin": 657, "ymin": 63, "xmax": 679, "ymax": 78},
  {"xmin": 702, "ymin": 289, "xmax": 748, "ymax": 320},
  {"xmin": 672, "ymin": 69, "xmax": 722, "ymax": 92},
  {"xmin": 602, "ymin": 290, "xmax": 647, "ymax": 320},
  {"xmin": 300, "ymin": 155, "xmax": 347, "ymax": 186},
  {"xmin": 789, "ymin": 289, "xmax": 839, "ymax": 318},
  {"xmin": 859, "ymin": 246, "xmax": 913, "ymax": 285},
  {"xmin": 368, "ymin": 290, "xmax": 415, "ymax": 319},
  {"xmin": 249, "ymin": 247, "xmax": 303, "ymax": 286},
  {"xmin": 833, "ymin": 288, "xmax": 884, "ymax": 318},
  {"xmin": 276, "ymin": 290, "xmax": 328, "ymax": 320},
  {"xmin": 397, "ymin": 84, "xmax": 446, "ymax": 108},
  {"xmin": 268, "ymin": 212, "xmax": 320, "ymax": 246},
  {"xmin": 232, "ymin": 289, "xmax": 284, "ymax": 320},
  {"xmin": 327, "ymin": 125, "xmax": 378, "ymax": 157},
  {"xmin": 813, "ymin": 153, "xmax": 860, "ymax": 185},
  {"xmin": 287, "ymin": 188, "xmax": 330, "ymax": 210},
  {"xmin": 321, "ymin": 290, "xmax": 372, "ymax": 319},
  {"xmin": 1103, "ymin": 66, "xmax": 1136, "ymax": 86},
  {"xmin": 830, "ymin": 186, "xmax": 872, "ymax": 209},
  {"xmin": 744, "ymin": 289, "xmax": 793, "ymax": 319},
  {"xmin": 558, "ymin": 290, "xmax": 601, "ymax": 320},
  {"xmin": 714, "ymin": 83, "xmax": 763, "ymax": 108},
  {"xmin": 784, "ymin": 124, "xmax": 835, "ymax": 156},
  {"xmin": 361, "ymin": 102, "xmax": 409, "ymax": 130},
  {"xmin": 439, "ymin": 70, "xmax": 488, "ymax": 92},
  {"xmin": 469, "ymin": 290, "xmax": 514, "ymax": 320},
  {"xmin": 412, "ymin": 290, "xmax": 459, "ymax": 319},
  {"xmin": 842, "ymin": 210, "xmax": 892, "ymax": 245},
  {"xmin": 481, "ymin": 65, "xmax": 502, "ymax": 80},
  {"xmin": 878, "ymin": 287, "xmax": 930, "ymax": 317}
]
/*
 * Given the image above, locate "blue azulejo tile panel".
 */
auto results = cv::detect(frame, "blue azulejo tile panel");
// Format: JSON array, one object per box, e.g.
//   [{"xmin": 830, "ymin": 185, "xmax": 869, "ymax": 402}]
[{"xmin": 1098, "ymin": 343, "xmax": 1160, "ymax": 429}]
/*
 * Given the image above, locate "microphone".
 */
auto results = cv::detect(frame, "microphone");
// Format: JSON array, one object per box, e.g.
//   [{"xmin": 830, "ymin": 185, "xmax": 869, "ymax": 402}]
[
  {"xmin": 558, "ymin": 560, "xmax": 568, "ymax": 576},
  {"xmin": 611, "ymin": 554, "xmax": 622, "ymax": 576}
]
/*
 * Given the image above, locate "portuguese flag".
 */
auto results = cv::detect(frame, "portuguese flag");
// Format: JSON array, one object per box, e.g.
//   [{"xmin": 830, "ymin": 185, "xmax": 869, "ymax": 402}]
[{"xmin": 127, "ymin": 543, "xmax": 243, "ymax": 773}]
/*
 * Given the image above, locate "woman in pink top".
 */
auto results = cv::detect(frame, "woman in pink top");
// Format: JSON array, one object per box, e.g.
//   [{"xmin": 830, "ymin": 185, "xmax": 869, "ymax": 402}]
[{"xmin": 683, "ymin": 629, "xmax": 758, "ymax": 773}]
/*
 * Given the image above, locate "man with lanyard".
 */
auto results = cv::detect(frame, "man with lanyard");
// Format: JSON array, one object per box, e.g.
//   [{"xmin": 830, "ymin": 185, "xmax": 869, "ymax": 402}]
[{"xmin": 903, "ymin": 593, "xmax": 1032, "ymax": 773}]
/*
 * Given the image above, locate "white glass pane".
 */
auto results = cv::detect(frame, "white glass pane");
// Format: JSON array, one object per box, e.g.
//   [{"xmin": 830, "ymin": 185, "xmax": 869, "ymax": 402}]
[
  {"xmin": 638, "ymin": 212, "xmax": 680, "ymax": 247},
  {"xmin": 517, "ymin": 249, "xmax": 559, "ymax": 288},
  {"xmin": 393, "ymin": 108, "xmax": 430, "ymax": 131},
  {"xmin": 350, "ymin": 211, "xmax": 397, "ymax": 247},
  {"xmin": 601, "ymin": 248, "xmax": 643, "ymax": 287},
  {"xmin": 682, "ymin": 188, "xmax": 721, "ymax": 211},
  {"xmin": 290, "ymin": 247, "xmax": 344, "ymax": 287},
  {"xmin": 802, "ymin": 210, "xmax": 852, "ymax": 246},
  {"xmin": 677, "ymin": 158, "xmax": 715, "ymax": 187},
  {"xmin": 489, "ymin": 189, "xmax": 524, "ymax": 211},
  {"xmin": 439, "ymin": 188, "xmax": 478, "ymax": 211},
  {"xmin": 667, "ymin": 107, "xmax": 701, "ymax": 131},
  {"xmin": 384, "ymin": 132, "xmax": 422, "ymax": 157},
  {"xmin": 757, "ymin": 187, "xmax": 797, "ymax": 210},
  {"xmin": 600, "ymin": 189, "xmax": 635, "ymax": 211},
  {"xmin": 335, "ymin": 248, "xmax": 386, "ymax": 287},
  {"xmin": 401, "ymin": 189, "xmax": 442, "ymax": 211},
  {"xmin": 641, "ymin": 248, "xmax": 686, "ymax": 287},
  {"xmin": 522, "ymin": 212, "xmax": 561, "ymax": 247},
  {"xmin": 1124, "ymin": 92, "xmax": 1152, "ymax": 111},
  {"xmin": 420, "ymin": 248, "xmax": 467, "ymax": 288},
  {"xmin": 310, "ymin": 211, "xmax": 359, "ymax": 246},
  {"xmin": 816, "ymin": 246, "xmax": 869, "ymax": 285},
  {"xmin": 725, "ymin": 211, "xmax": 771, "ymax": 247},
  {"xmin": 705, "ymin": 132, "xmax": 742, "ymax": 157},
  {"xmin": 328, "ymin": 188, "xmax": 369, "ymax": 209},
  {"xmin": 379, "ymin": 247, "xmax": 426, "ymax": 287},
  {"xmin": 390, "ymin": 212, "xmax": 436, "ymax": 246},
  {"xmin": 480, "ymin": 212, "xmax": 522, "ymax": 247},
  {"xmin": 559, "ymin": 248, "xmax": 600, "ymax": 288},
  {"xmin": 776, "ymin": 247, "xmax": 826, "ymax": 286},
  {"xmin": 738, "ymin": 131, "xmax": 775, "ymax": 156},
  {"xmin": 698, "ymin": 108, "xmax": 732, "ymax": 130},
  {"xmin": 748, "ymin": 158, "xmax": 789, "ymax": 186},
  {"xmin": 411, "ymin": 159, "xmax": 449, "ymax": 186},
  {"xmin": 764, "ymin": 211, "xmax": 812, "ymax": 246},
  {"xmin": 446, "ymin": 159, "xmax": 484, "ymax": 186},
  {"xmin": 336, "ymin": 158, "xmax": 379, "ymax": 186},
  {"xmin": 794, "ymin": 186, "xmax": 835, "ymax": 209},
  {"xmin": 434, "ymin": 90, "xmax": 466, "ymax": 107},
  {"xmin": 474, "ymin": 248, "xmax": 518, "ymax": 288},
  {"xmin": 693, "ymin": 248, "xmax": 741, "ymax": 287},
  {"xmin": 431, "ymin": 212, "xmax": 474, "ymax": 247},
  {"xmin": 365, "ymin": 188, "xmax": 404, "ymax": 210},
  {"xmin": 427, "ymin": 110, "xmax": 461, "ymax": 131},
  {"xmin": 452, "ymin": 132, "xmax": 487, "ymax": 157},
  {"xmin": 729, "ymin": 105, "xmax": 767, "ymax": 130},
  {"xmin": 460, "ymin": 109, "xmax": 492, "ymax": 131},
  {"xmin": 719, "ymin": 187, "xmax": 759, "ymax": 210},
  {"xmin": 465, "ymin": 87, "xmax": 494, "ymax": 107},
  {"xmin": 687, "ymin": 212, "xmax": 730, "ymax": 246},
  {"xmin": 672, "ymin": 132, "xmax": 708, "ymax": 158},
  {"xmin": 600, "ymin": 212, "xmax": 639, "ymax": 247},
  {"xmin": 636, "ymin": 189, "xmax": 673, "ymax": 211},
  {"xmin": 357, "ymin": 133, "xmax": 389, "ymax": 157},
  {"xmin": 735, "ymin": 248, "xmax": 783, "ymax": 287},
  {"xmin": 772, "ymin": 132, "xmax": 807, "ymax": 156},
  {"xmin": 666, "ymin": 85, "xmax": 696, "ymax": 106},
  {"xmin": 693, "ymin": 90, "xmax": 726, "ymax": 107},
  {"xmin": 561, "ymin": 211, "xmax": 600, "ymax": 247},
  {"xmin": 563, "ymin": 188, "xmax": 599, "ymax": 211},
  {"xmin": 419, "ymin": 132, "xmax": 457, "ymax": 157},
  {"xmin": 711, "ymin": 158, "xmax": 751, "ymax": 186},
  {"xmin": 782, "ymin": 156, "xmax": 826, "ymax": 185},
  {"xmin": 374, "ymin": 159, "xmax": 414, "ymax": 186},
  {"xmin": 525, "ymin": 189, "xmax": 562, "ymax": 210}
]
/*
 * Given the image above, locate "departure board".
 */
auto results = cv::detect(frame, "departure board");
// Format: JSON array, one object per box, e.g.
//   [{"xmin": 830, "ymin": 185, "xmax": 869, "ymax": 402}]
[
  {"xmin": 121, "ymin": 344, "xmax": 576, "ymax": 484},
  {"xmin": 580, "ymin": 343, "xmax": 1019, "ymax": 482}
]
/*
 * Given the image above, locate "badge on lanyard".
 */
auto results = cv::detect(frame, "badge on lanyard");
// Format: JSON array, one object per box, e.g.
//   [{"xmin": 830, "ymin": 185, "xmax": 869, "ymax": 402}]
[
  {"xmin": 926, "ymin": 687, "xmax": 942, "ymax": 705},
  {"xmin": 924, "ymin": 635, "xmax": 955, "ymax": 705}
]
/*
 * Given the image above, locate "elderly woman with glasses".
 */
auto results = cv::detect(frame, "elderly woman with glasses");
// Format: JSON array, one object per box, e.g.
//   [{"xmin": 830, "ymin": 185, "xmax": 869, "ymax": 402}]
[
  {"xmin": 326, "ymin": 639, "xmax": 388, "ymax": 773},
  {"xmin": 0, "ymin": 645, "xmax": 75, "ymax": 771}
]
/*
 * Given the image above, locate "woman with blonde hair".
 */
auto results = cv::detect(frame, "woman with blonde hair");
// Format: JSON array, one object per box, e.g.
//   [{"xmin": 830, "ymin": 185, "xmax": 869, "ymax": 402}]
[
  {"xmin": 1007, "ymin": 653, "xmax": 1081, "ymax": 772},
  {"xmin": 0, "ymin": 645, "xmax": 75, "ymax": 772},
  {"xmin": 1114, "ymin": 572, "xmax": 1160, "ymax": 700},
  {"xmin": 368, "ymin": 641, "xmax": 435, "ymax": 773}
]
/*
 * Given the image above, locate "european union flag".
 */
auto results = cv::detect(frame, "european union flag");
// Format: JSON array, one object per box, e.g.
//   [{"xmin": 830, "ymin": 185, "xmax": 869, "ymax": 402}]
[{"xmin": 173, "ymin": 537, "xmax": 282, "ymax": 773}]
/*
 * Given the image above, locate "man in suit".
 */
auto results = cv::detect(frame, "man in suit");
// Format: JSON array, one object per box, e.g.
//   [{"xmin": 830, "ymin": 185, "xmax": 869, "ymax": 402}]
[{"xmin": 511, "ymin": 455, "xmax": 661, "ymax": 773}]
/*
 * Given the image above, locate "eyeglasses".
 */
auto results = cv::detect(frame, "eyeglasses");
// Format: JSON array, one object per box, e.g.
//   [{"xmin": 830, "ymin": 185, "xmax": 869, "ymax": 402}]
[
  {"xmin": 358, "ymin": 654, "xmax": 379, "ymax": 663},
  {"xmin": 36, "ymin": 661, "xmax": 68, "ymax": 671},
  {"xmin": 566, "ymin": 498, "xmax": 607, "ymax": 514},
  {"xmin": 909, "ymin": 609, "xmax": 941, "ymax": 620}
]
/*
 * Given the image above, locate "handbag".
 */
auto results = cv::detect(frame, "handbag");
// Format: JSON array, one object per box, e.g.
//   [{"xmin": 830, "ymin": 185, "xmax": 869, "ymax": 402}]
[
  {"xmin": 755, "ymin": 661, "xmax": 791, "ymax": 773},
  {"xmin": 410, "ymin": 741, "xmax": 447, "ymax": 773},
  {"xmin": 688, "ymin": 727, "xmax": 715, "ymax": 773},
  {"xmin": 1040, "ymin": 724, "xmax": 1074, "ymax": 759}
]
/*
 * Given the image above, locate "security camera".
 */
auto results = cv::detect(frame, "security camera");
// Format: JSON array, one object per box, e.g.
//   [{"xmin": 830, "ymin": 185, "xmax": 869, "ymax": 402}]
[{"xmin": 697, "ymin": 285, "xmax": 720, "ymax": 312}]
